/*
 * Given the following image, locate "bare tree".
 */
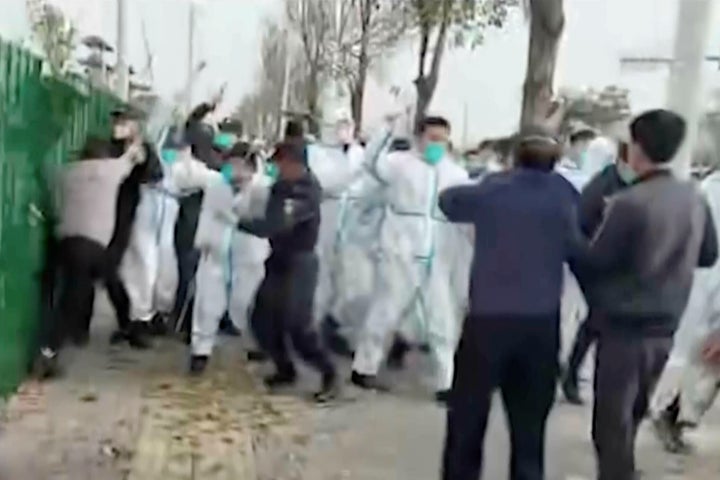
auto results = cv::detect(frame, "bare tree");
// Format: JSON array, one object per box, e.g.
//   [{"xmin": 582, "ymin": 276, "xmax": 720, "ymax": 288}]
[
  {"xmin": 333, "ymin": 0, "xmax": 410, "ymax": 129},
  {"xmin": 409, "ymin": 0, "xmax": 513, "ymax": 128},
  {"xmin": 519, "ymin": 0, "xmax": 565, "ymax": 129}
]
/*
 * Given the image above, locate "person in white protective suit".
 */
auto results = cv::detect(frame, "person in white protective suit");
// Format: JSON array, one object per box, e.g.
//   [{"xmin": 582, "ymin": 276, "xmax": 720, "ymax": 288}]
[
  {"xmin": 350, "ymin": 116, "xmax": 472, "ymax": 402},
  {"xmin": 118, "ymin": 128, "xmax": 183, "ymax": 336},
  {"xmin": 311, "ymin": 116, "xmax": 366, "ymax": 329},
  {"xmin": 652, "ymin": 166, "xmax": 720, "ymax": 453},
  {"xmin": 180, "ymin": 143, "xmax": 271, "ymax": 374}
]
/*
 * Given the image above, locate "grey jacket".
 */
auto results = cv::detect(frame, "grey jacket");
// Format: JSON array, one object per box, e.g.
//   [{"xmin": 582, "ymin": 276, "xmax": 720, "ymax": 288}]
[{"xmin": 582, "ymin": 170, "xmax": 718, "ymax": 335}]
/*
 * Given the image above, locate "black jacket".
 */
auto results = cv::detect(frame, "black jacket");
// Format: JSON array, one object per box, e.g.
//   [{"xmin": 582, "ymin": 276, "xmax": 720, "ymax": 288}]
[
  {"xmin": 579, "ymin": 164, "xmax": 626, "ymax": 238},
  {"xmin": 238, "ymin": 171, "xmax": 322, "ymax": 264}
]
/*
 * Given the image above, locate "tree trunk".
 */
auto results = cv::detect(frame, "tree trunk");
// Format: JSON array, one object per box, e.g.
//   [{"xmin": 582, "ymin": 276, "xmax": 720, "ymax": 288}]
[
  {"xmin": 520, "ymin": 0, "xmax": 565, "ymax": 130},
  {"xmin": 351, "ymin": 0, "xmax": 373, "ymax": 132},
  {"xmin": 413, "ymin": 0, "xmax": 451, "ymax": 131}
]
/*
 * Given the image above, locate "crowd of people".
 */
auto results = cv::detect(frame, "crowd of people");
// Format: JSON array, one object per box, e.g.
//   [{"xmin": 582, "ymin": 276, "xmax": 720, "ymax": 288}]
[{"xmin": 27, "ymin": 90, "xmax": 720, "ymax": 480}]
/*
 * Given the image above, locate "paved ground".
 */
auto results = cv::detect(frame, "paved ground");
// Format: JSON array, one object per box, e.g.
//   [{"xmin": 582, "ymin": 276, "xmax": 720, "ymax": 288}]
[{"xmin": 1, "ymin": 299, "xmax": 720, "ymax": 480}]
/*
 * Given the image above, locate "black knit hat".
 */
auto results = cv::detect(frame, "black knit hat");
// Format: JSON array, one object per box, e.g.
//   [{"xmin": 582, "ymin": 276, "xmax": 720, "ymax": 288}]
[{"xmin": 630, "ymin": 109, "xmax": 686, "ymax": 164}]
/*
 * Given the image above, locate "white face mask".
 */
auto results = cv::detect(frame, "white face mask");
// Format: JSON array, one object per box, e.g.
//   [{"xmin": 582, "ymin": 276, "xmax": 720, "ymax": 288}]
[{"xmin": 113, "ymin": 123, "xmax": 131, "ymax": 140}]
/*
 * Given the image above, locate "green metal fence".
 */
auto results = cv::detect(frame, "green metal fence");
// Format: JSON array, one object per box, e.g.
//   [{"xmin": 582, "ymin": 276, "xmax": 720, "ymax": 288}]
[{"xmin": 0, "ymin": 38, "xmax": 120, "ymax": 396}]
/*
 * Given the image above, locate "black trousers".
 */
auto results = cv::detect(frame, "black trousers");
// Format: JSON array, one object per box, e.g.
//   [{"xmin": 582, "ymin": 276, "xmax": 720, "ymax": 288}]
[
  {"xmin": 592, "ymin": 331, "xmax": 673, "ymax": 480},
  {"xmin": 565, "ymin": 311, "xmax": 600, "ymax": 382},
  {"xmin": 250, "ymin": 253, "xmax": 334, "ymax": 378},
  {"xmin": 173, "ymin": 246, "xmax": 200, "ymax": 333},
  {"xmin": 442, "ymin": 314, "xmax": 560, "ymax": 480},
  {"xmin": 40, "ymin": 236, "xmax": 130, "ymax": 351}
]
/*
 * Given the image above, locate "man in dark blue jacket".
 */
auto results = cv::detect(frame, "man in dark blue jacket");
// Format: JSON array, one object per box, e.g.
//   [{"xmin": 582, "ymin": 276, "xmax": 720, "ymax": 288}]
[{"xmin": 439, "ymin": 129, "xmax": 582, "ymax": 480}]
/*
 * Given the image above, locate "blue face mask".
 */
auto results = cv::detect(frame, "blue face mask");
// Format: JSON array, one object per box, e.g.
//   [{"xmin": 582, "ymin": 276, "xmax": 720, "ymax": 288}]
[
  {"xmin": 213, "ymin": 133, "xmax": 235, "ymax": 150},
  {"xmin": 160, "ymin": 149, "xmax": 178, "ymax": 165},
  {"xmin": 220, "ymin": 163, "xmax": 234, "ymax": 185},
  {"xmin": 424, "ymin": 142, "xmax": 446, "ymax": 165},
  {"xmin": 265, "ymin": 162, "xmax": 279, "ymax": 181}
]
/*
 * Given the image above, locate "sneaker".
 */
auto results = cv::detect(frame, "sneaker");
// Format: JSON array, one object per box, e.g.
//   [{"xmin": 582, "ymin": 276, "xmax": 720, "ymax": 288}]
[
  {"xmin": 350, "ymin": 371, "xmax": 389, "ymax": 392},
  {"xmin": 189, "ymin": 355, "xmax": 209, "ymax": 375},
  {"xmin": 264, "ymin": 370, "xmax": 297, "ymax": 389}
]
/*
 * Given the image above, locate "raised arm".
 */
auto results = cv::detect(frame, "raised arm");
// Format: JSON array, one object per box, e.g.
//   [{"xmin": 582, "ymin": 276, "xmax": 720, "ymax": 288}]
[
  {"xmin": 438, "ymin": 183, "xmax": 481, "ymax": 224},
  {"xmin": 238, "ymin": 185, "xmax": 318, "ymax": 238}
]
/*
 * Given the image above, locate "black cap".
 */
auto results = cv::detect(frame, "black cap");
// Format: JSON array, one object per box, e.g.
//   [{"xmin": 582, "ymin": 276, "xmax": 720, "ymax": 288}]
[{"xmin": 110, "ymin": 105, "xmax": 144, "ymax": 121}]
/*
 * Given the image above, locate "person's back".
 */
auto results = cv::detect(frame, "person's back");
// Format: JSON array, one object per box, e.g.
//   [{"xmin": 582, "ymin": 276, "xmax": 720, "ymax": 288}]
[
  {"xmin": 591, "ymin": 171, "xmax": 712, "ymax": 332},
  {"xmin": 442, "ymin": 168, "xmax": 578, "ymax": 316}
]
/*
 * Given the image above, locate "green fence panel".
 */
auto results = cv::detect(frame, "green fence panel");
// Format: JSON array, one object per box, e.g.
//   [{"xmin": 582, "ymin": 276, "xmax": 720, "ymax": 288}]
[{"xmin": 0, "ymin": 38, "xmax": 121, "ymax": 396}]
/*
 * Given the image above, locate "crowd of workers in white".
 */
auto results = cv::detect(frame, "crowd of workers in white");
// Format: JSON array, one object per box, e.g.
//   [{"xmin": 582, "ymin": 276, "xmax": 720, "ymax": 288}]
[{"xmin": 30, "ymin": 85, "xmax": 720, "ymax": 480}]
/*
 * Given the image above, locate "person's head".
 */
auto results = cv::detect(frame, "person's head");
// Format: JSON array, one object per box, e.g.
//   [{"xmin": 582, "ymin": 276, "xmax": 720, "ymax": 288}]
[
  {"xmin": 219, "ymin": 117, "xmax": 243, "ymax": 137},
  {"xmin": 567, "ymin": 127, "xmax": 597, "ymax": 165},
  {"xmin": 160, "ymin": 126, "xmax": 191, "ymax": 164},
  {"xmin": 270, "ymin": 142, "xmax": 306, "ymax": 181},
  {"xmin": 285, "ymin": 120, "xmax": 305, "ymax": 143},
  {"xmin": 78, "ymin": 136, "xmax": 113, "ymax": 161},
  {"xmin": 110, "ymin": 107, "xmax": 142, "ymax": 141},
  {"xmin": 513, "ymin": 126, "xmax": 562, "ymax": 172},
  {"xmin": 627, "ymin": 109, "xmax": 686, "ymax": 177},
  {"xmin": 417, "ymin": 116, "xmax": 451, "ymax": 165}
]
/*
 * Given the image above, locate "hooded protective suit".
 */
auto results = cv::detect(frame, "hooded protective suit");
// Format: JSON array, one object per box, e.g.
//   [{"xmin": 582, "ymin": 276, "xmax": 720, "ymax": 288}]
[
  {"xmin": 119, "ymin": 164, "xmax": 179, "ymax": 322},
  {"xmin": 351, "ymin": 148, "xmax": 472, "ymax": 391},
  {"xmin": 651, "ymin": 171, "xmax": 720, "ymax": 423},
  {"xmin": 190, "ymin": 172, "xmax": 271, "ymax": 356}
]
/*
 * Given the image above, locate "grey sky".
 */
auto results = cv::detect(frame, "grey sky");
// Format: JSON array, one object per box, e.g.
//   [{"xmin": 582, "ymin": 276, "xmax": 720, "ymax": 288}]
[{"xmin": 2, "ymin": 0, "xmax": 719, "ymax": 142}]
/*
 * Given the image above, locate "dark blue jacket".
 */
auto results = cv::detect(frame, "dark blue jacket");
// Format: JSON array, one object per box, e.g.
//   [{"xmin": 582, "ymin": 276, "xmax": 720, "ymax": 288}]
[{"xmin": 439, "ymin": 168, "xmax": 581, "ymax": 317}]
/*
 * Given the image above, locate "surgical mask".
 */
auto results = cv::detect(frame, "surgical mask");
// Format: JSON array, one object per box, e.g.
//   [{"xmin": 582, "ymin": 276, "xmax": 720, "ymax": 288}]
[
  {"xmin": 220, "ymin": 163, "xmax": 234, "ymax": 185},
  {"xmin": 264, "ymin": 162, "xmax": 279, "ymax": 181},
  {"xmin": 616, "ymin": 161, "xmax": 638, "ymax": 185},
  {"xmin": 113, "ymin": 123, "xmax": 131, "ymax": 140},
  {"xmin": 423, "ymin": 142, "xmax": 446, "ymax": 165},
  {"xmin": 160, "ymin": 149, "xmax": 178, "ymax": 165},
  {"xmin": 213, "ymin": 133, "xmax": 235, "ymax": 150}
]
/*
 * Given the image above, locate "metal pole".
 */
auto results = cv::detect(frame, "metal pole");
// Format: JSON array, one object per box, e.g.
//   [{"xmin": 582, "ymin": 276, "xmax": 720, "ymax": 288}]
[
  {"xmin": 187, "ymin": 1, "xmax": 196, "ymax": 110},
  {"xmin": 115, "ymin": 0, "xmax": 129, "ymax": 100},
  {"xmin": 666, "ymin": 0, "xmax": 715, "ymax": 179}
]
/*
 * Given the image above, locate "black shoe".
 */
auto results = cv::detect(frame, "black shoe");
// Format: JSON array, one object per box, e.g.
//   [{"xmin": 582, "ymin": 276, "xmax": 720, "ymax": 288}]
[
  {"xmin": 149, "ymin": 315, "xmax": 168, "ymax": 336},
  {"xmin": 652, "ymin": 414, "xmax": 693, "ymax": 454},
  {"xmin": 32, "ymin": 348, "xmax": 61, "ymax": 380},
  {"xmin": 314, "ymin": 371, "xmax": 340, "ymax": 403},
  {"xmin": 218, "ymin": 319, "xmax": 241, "ymax": 337},
  {"xmin": 350, "ymin": 371, "xmax": 389, "ymax": 392},
  {"xmin": 561, "ymin": 374, "xmax": 584, "ymax": 405},
  {"xmin": 264, "ymin": 370, "xmax": 297, "ymax": 389},
  {"xmin": 127, "ymin": 322, "xmax": 152, "ymax": 350},
  {"xmin": 435, "ymin": 390, "xmax": 451, "ymax": 405},
  {"xmin": 246, "ymin": 350, "xmax": 268, "ymax": 362},
  {"xmin": 321, "ymin": 316, "xmax": 354, "ymax": 358},
  {"xmin": 109, "ymin": 329, "xmax": 128, "ymax": 345},
  {"xmin": 189, "ymin": 355, "xmax": 209, "ymax": 375},
  {"xmin": 387, "ymin": 335, "xmax": 411, "ymax": 370}
]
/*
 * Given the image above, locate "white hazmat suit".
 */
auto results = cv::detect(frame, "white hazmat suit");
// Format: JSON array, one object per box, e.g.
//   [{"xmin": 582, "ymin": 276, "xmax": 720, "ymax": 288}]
[{"xmin": 352, "ymin": 149, "xmax": 471, "ymax": 391}]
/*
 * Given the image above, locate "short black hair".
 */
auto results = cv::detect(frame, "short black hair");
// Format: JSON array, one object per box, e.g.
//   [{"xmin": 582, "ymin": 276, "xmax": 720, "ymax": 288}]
[
  {"xmin": 630, "ymin": 109, "xmax": 686, "ymax": 164},
  {"xmin": 219, "ymin": 117, "xmax": 243, "ymax": 136},
  {"xmin": 162, "ymin": 126, "xmax": 189, "ymax": 150},
  {"xmin": 418, "ymin": 116, "xmax": 451, "ymax": 134},
  {"xmin": 272, "ymin": 142, "xmax": 305, "ymax": 164},
  {"xmin": 110, "ymin": 105, "xmax": 144, "ymax": 121},
  {"xmin": 569, "ymin": 129, "xmax": 597, "ymax": 145},
  {"xmin": 78, "ymin": 136, "xmax": 112, "ymax": 160},
  {"xmin": 513, "ymin": 126, "xmax": 562, "ymax": 172},
  {"xmin": 285, "ymin": 120, "xmax": 305, "ymax": 139},
  {"xmin": 227, "ymin": 141, "xmax": 250, "ymax": 159}
]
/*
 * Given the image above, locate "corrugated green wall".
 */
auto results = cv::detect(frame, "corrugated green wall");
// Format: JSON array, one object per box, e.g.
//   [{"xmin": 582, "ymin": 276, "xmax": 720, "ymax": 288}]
[{"xmin": 0, "ymin": 38, "xmax": 120, "ymax": 396}]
